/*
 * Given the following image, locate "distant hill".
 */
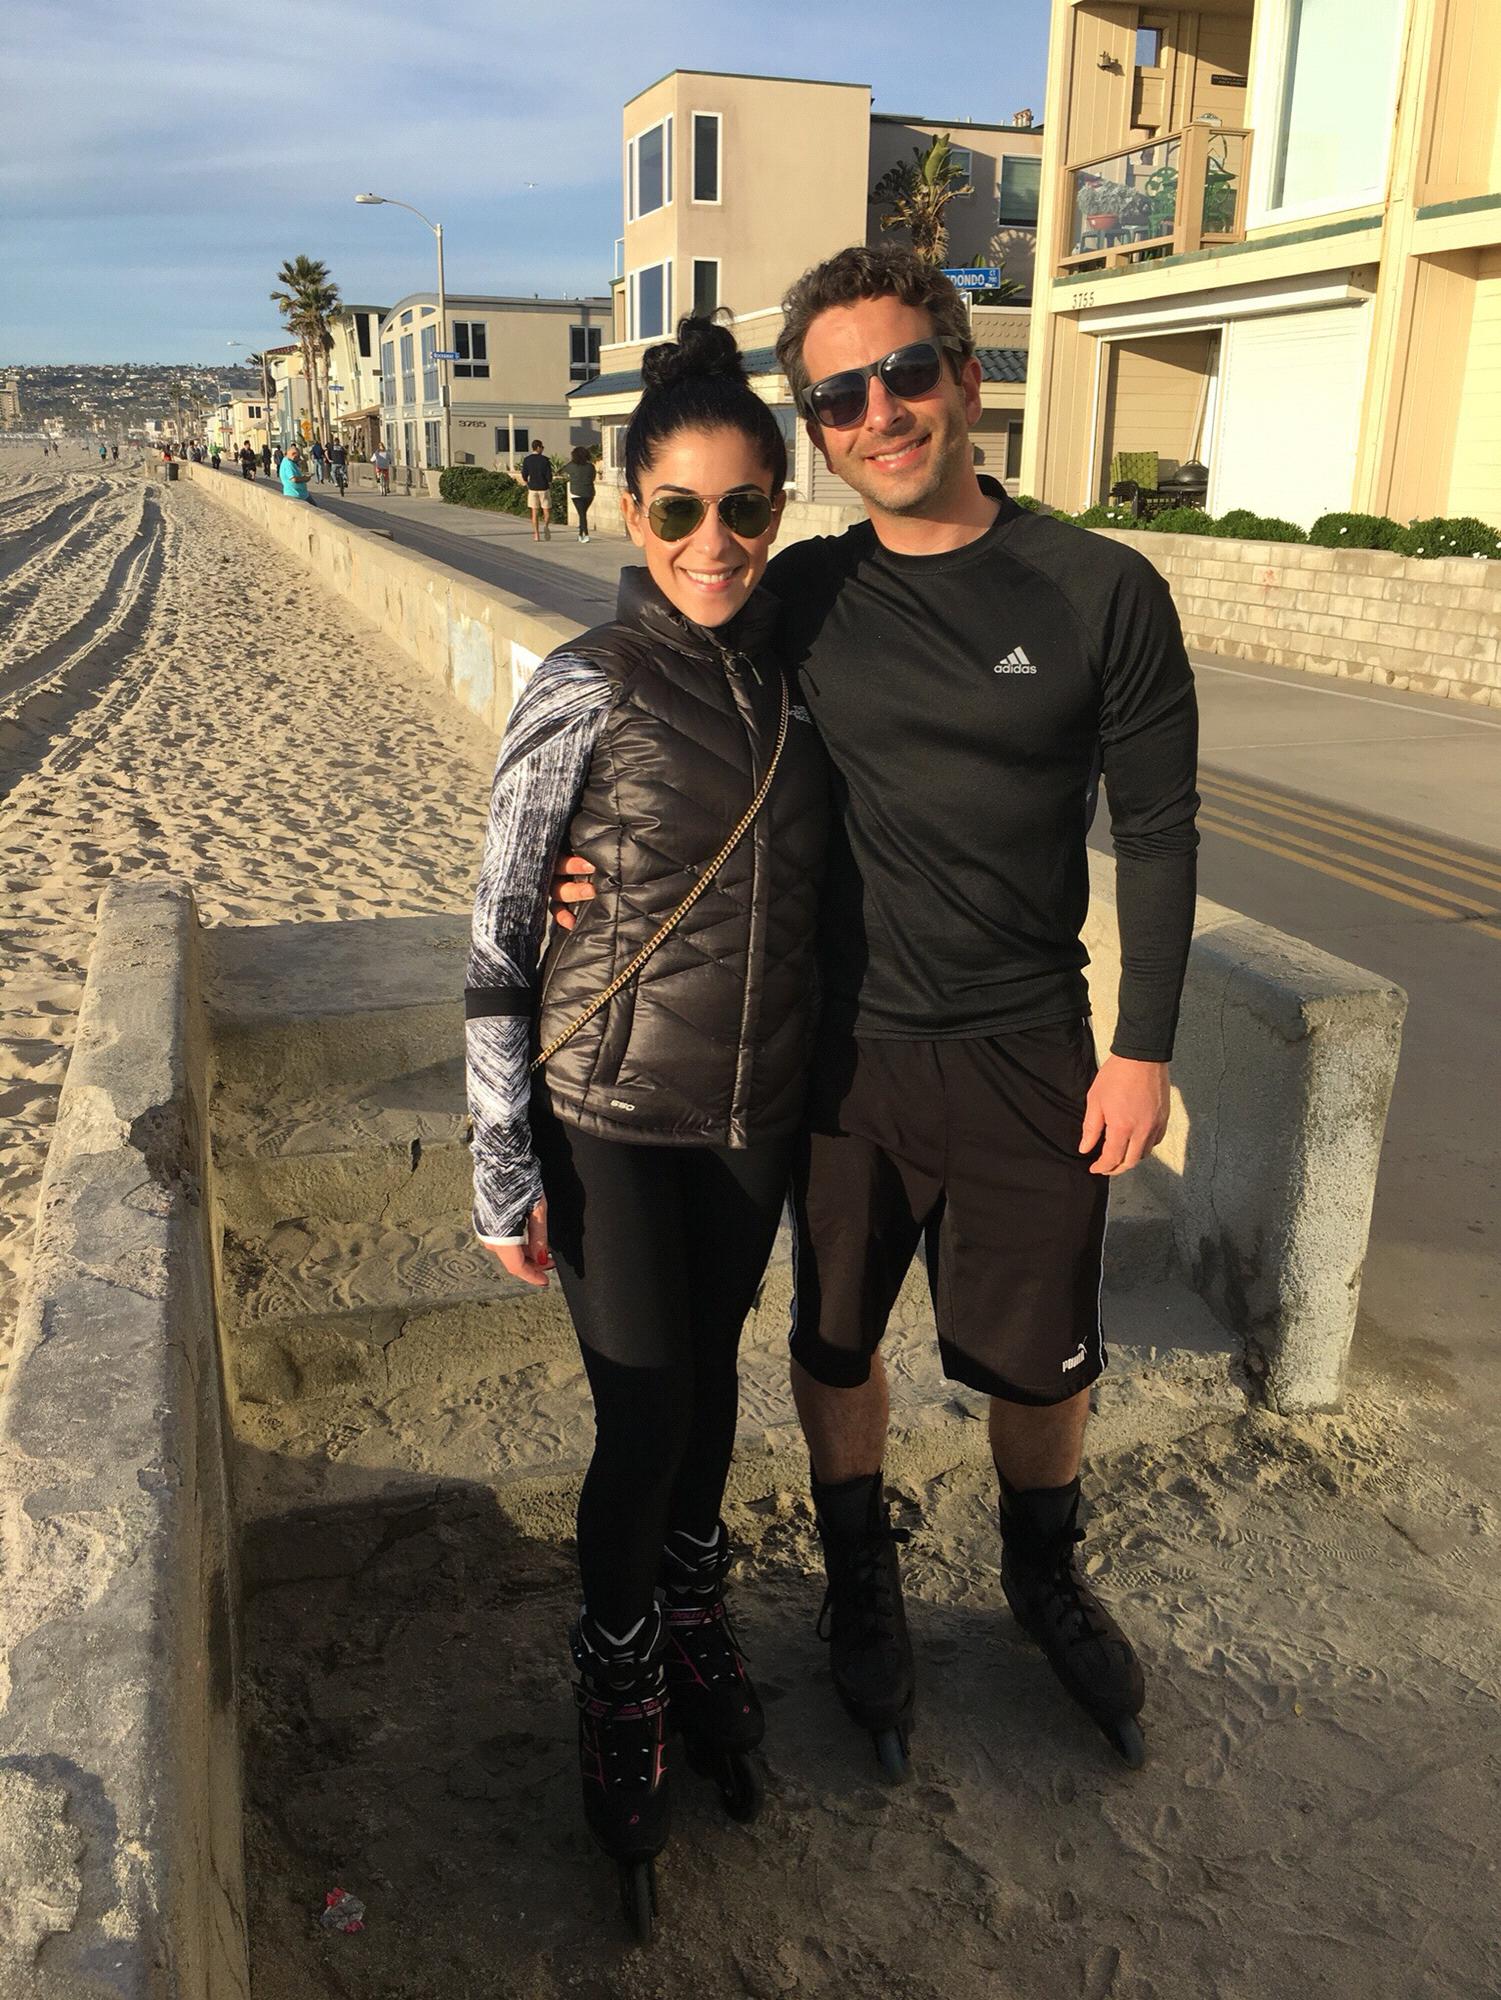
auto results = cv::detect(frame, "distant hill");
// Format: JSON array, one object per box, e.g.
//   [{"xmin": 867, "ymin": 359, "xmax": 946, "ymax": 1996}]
[{"xmin": 1, "ymin": 361, "xmax": 262, "ymax": 434}]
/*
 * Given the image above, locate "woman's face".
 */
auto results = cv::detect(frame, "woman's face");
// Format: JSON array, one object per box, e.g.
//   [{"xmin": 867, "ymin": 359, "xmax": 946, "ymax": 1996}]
[{"xmin": 623, "ymin": 427, "xmax": 784, "ymax": 629}]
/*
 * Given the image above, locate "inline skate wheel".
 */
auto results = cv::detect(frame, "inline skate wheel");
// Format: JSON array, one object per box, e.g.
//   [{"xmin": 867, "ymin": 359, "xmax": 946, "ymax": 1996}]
[
  {"xmin": 619, "ymin": 1858, "xmax": 657, "ymax": 1945},
  {"xmin": 1101, "ymin": 1714, "xmax": 1146, "ymax": 1769},
  {"xmin": 715, "ymin": 1749, "xmax": 764, "ymax": 1823},
  {"xmin": 873, "ymin": 1725, "xmax": 910, "ymax": 1784}
]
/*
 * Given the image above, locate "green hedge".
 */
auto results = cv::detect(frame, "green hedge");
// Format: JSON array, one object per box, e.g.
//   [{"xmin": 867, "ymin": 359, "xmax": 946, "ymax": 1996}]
[
  {"xmin": 439, "ymin": 459, "xmax": 567, "ymax": 524},
  {"xmin": 1031, "ymin": 497, "xmax": 1499, "ymax": 558}
]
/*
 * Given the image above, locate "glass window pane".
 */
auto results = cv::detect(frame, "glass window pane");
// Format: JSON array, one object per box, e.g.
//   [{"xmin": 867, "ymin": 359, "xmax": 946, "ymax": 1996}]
[
  {"xmin": 454, "ymin": 322, "xmax": 470, "ymax": 359},
  {"xmin": 638, "ymin": 265, "xmax": 665, "ymax": 339},
  {"xmin": 1271, "ymin": 0, "xmax": 1402, "ymax": 210},
  {"xmin": 694, "ymin": 114, "xmax": 719, "ymax": 200},
  {"xmin": 638, "ymin": 123, "xmax": 664, "ymax": 214},
  {"xmin": 1136, "ymin": 26, "xmax": 1162, "ymax": 66},
  {"xmin": 471, "ymin": 323, "xmax": 486, "ymax": 361},
  {"xmin": 997, "ymin": 156, "xmax": 1041, "ymax": 226},
  {"xmin": 692, "ymin": 260, "xmax": 718, "ymax": 317},
  {"xmin": 1005, "ymin": 422, "xmax": 1023, "ymax": 480}
]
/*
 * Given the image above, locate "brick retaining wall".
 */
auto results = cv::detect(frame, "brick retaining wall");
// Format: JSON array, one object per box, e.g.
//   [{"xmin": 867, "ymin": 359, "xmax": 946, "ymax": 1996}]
[{"xmin": 1099, "ymin": 530, "xmax": 1501, "ymax": 707}]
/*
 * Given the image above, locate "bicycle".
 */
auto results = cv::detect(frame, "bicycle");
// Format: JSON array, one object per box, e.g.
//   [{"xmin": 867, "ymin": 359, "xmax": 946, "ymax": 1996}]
[{"xmin": 333, "ymin": 461, "xmax": 348, "ymax": 496}]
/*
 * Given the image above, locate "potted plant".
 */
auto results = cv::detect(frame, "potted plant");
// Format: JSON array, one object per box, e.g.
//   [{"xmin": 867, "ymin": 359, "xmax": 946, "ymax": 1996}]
[{"xmin": 1076, "ymin": 177, "xmax": 1149, "ymax": 234}]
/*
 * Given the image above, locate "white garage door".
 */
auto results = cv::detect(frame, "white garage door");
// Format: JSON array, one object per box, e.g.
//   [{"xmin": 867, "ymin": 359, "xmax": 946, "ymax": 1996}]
[{"xmin": 1209, "ymin": 306, "xmax": 1373, "ymax": 526}]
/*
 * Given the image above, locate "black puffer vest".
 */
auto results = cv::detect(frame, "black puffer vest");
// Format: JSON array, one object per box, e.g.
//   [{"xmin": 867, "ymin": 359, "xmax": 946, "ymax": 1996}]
[{"xmin": 537, "ymin": 568, "xmax": 827, "ymax": 1146}]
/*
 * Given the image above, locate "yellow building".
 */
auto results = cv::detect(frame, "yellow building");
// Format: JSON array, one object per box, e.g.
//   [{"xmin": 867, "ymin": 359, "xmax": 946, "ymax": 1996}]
[
  {"xmin": 1022, "ymin": 0, "xmax": 1501, "ymax": 528},
  {"xmin": 378, "ymin": 292, "xmax": 610, "ymax": 472},
  {"xmin": 572, "ymin": 71, "xmax": 1045, "ymax": 506}
]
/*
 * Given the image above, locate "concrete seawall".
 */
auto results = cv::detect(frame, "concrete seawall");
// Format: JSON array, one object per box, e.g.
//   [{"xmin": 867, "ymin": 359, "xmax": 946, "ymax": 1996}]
[{"xmin": 0, "ymin": 883, "xmax": 247, "ymax": 1999}]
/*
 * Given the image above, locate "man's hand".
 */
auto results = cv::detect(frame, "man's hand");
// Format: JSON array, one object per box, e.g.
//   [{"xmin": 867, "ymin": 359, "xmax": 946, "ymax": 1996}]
[
  {"xmin": 1079, "ymin": 1055, "xmax": 1170, "ymax": 1177},
  {"xmin": 549, "ymin": 854, "xmax": 596, "ymax": 932},
  {"xmin": 484, "ymin": 1200, "xmax": 553, "ymax": 1286}
]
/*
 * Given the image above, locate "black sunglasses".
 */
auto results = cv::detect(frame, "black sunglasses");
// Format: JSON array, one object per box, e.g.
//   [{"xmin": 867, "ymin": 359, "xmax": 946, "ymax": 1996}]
[
  {"xmin": 646, "ymin": 489, "xmax": 774, "ymax": 543},
  {"xmin": 800, "ymin": 336, "xmax": 968, "ymax": 430}
]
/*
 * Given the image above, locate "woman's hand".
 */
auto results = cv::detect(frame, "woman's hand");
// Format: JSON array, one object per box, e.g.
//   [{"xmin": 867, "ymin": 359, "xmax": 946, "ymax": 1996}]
[
  {"xmin": 549, "ymin": 854, "xmax": 596, "ymax": 932},
  {"xmin": 486, "ymin": 1199, "xmax": 553, "ymax": 1286}
]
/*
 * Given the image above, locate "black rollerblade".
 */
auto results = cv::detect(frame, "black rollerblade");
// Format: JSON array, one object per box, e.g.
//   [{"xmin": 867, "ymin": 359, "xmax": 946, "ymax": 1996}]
[
  {"xmin": 813, "ymin": 1472, "xmax": 916, "ymax": 1782},
  {"xmin": 999, "ymin": 1479, "xmax": 1146, "ymax": 1768},
  {"xmin": 570, "ymin": 1607, "xmax": 671, "ymax": 1943},
  {"xmin": 662, "ymin": 1523, "xmax": 765, "ymax": 1823}
]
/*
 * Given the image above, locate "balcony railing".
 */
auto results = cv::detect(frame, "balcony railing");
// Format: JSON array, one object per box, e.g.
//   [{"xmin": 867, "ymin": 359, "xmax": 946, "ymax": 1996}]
[{"xmin": 1059, "ymin": 122, "xmax": 1251, "ymax": 275}]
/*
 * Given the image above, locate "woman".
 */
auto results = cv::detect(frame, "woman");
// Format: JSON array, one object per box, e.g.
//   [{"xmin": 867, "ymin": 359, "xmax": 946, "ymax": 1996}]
[
  {"xmin": 565, "ymin": 444, "xmax": 596, "ymax": 542},
  {"xmin": 464, "ymin": 316, "xmax": 825, "ymax": 1936}
]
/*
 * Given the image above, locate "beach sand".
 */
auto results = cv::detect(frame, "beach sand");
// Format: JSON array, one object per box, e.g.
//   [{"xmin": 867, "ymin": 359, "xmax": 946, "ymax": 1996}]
[{"xmin": 2, "ymin": 446, "xmax": 1498, "ymax": 1998}]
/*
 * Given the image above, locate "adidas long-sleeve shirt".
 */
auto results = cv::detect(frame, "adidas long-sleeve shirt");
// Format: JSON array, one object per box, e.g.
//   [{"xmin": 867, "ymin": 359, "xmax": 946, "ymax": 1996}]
[{"xmin": 764, "ymin": 482, "xmax": 1200, "ymax": 1061}]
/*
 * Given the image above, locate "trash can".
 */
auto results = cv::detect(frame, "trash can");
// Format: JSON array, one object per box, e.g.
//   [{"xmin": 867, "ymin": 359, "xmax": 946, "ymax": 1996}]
[{"xmin": 165, "ymin": 461, "xmax": 179, "ymax": 482}]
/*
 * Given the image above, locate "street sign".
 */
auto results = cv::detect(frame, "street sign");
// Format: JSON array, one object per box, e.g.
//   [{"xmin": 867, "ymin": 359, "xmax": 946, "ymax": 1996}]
[
  {"xmin": 433, "ymin": 349, "xmax": 460, "ymax": 360},
  {"xmin": 942, "ymin": 267, "xmax": 1002, "ymax": 292}
]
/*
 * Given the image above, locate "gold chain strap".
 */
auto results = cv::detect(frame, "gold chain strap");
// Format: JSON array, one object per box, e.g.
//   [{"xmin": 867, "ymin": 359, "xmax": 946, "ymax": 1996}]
[{"xmin": 530, "ymin": 673, "xmax": 790, "ymax": 1074}]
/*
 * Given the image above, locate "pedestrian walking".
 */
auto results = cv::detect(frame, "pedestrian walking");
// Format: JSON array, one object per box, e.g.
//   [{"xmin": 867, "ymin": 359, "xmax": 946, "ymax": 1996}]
[
  {"xmin": 371, "ymin": 444, "xmax": 392, "ymax": 495},
  {"xmin": 551, "ymin": 252, "xmax": 1200, "ymax": 1779},
  {"xmin": 209, "ymin": 446, "xmax": 221, "ymax": 471},
  {"xmin": 311, "ymin": 438, "xmax": 326, "ymax": 482},
  {"xmin": 260, "ymin": 443, "xmax": 272, "ymax": 476},
  {"xmin": 239, "ymin": 443, "xmax": 256, "ymax": 480},
  {"xmin": 566, "ymin": 446, "xmax": 597, "ymax": 542},
  {"xmin": 328, "ymin": 438, "xmax": 348, "ymax": 494},
  {"xmin": 466, "ymin": 318, "xmax": 824, "ymax": 1942},
  {"xmin": 111, "ymin": 444, "xmax": 119, "ymax": 461},
  {"xmin": 521, "ymin": 441, "xmax": 554, "ymax": 540}
]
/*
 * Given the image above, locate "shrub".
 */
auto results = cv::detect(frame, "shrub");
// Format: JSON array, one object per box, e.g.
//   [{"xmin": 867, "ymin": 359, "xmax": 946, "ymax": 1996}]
[
  {"xmin": 1074, "ymin": 503, "xmax": 1138, "ymax": 529},
  {"xmin": 439, "ymin": 457, "xmax": 567, "ymax": 523},
  {"xmin": 1012, "ymin": 493, "xmax": 1042, "ymax": 511},
  {"xmin": 1398, "ymin": 515, "xmax": 1501, "ymax": 561},
  {"xmin": 1202, "ymin": 509, "xmax": 1306, "ymax": 543},
  {"xmin": 1307, "ymin": 511, "xmax": 1407, "ymax": 551},
  {"xmin": 1145, "ymin": 506, "xmax": 1219, "ymax": 536}
]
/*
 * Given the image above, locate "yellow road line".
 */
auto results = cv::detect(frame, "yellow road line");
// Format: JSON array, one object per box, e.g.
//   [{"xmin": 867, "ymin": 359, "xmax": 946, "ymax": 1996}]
[
  {"xmin": 1200, "ymin": 769, "xmax": 1501, "ymax": 889},
  {"xmin": 1199, "ymin": 804, "xmax": 1499, "ymax": 913},
  {"xmin": 1196, "ymin": 811, "xmax": 1501, "ymax": 941}
]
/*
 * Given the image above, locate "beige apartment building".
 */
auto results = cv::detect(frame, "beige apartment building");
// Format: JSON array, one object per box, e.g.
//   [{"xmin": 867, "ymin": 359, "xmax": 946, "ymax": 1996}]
[
  {"xmin": 327, "ymin": 304, "xmax": 388, "ymax": 453},
  {"xmin": 207, "ymin": 392, "xmax": 272, "ymax": 454},
  {"xmin": 572, "ymin": 71, "xmax": 1043, "ymax": 509},
  {"xmin": 1022, "ymin": 0, "xmax": 1501, "ymax": 527},
  {"xmin": 378, "ymin": 292, "xmax": 610, "ymax": 471}
]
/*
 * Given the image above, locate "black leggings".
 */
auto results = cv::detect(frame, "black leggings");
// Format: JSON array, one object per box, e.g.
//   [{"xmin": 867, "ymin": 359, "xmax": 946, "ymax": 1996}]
[
  {"xmin": 531, "ymin": 1091, "xmax": 790, "ymax": 1634},
  {"xmin": 572, "ymin": 495, "xmax": 592, "ymax": 535}
]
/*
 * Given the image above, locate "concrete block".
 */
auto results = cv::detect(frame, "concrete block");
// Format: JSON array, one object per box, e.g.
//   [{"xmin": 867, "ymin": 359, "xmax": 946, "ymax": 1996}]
[
  {"xmin": 1083, "ymin": 857, "xmax": 1405, "ymax": 1413},
  {"xmin": 0, "ymin": 882, "xmax": 249, "ymax": 1999}
]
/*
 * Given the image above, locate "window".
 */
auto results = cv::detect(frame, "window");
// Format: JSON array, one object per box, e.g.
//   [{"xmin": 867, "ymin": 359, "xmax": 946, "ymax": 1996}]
[
  {"xmin": 423, "ymin": 419, "xmax": 443, "ymax": 467},
  {"xmin": 997, "ymin": 156, "xmax": 1041, "ymax": 226},
  {"xmin": 403, "ymin": 420, "xmax": 417, "ymax": 468},
  {"xmin": 355, "ymin": 312, "xmax": 372, "ymax": 359},
  {"xmin": 248, "ymin": 404, "xmax": 261, "ymax": 420},
  {"xmin": 400, "ymin": 310, "xmax": 413, "ymax": 327},
  {"xmin": 399, "ymin": 333, "xmax": 415, "ymax": 405},
  {"xmin": 420, "ymin": 324, "xmax": 438, "ymax": 402},
  {"xmin": 452, "ymin": 321, "xmax": 489, "ymax": 379},
  {"xmin": 1267, "ymin": 0, "xmax": 1403, "ymax": 215},
  {"xmin": 1135, "ymin": 26, "xmax": 1163, "ymax": 67},
  {"xmin": 381, "ymin": 342, "xmax": 396, "ymax": 408},
  {"xmin": 570, "ymin": 325, "xmax": 602, "ymax": 381},
  {"xmin": 1005, "ymin": 420, "xmax": 1024, "ymax": 482},
  {"xmin": 692, "ymin": 112, "xmax": 720, "ymax": 202},
  {"xmin": 631, "ymin": 262, "xmax": 671, "ymax": 340},
  {"xmin": 692, "ymin": 259, "xmax": 719, "ymax": 318},
  {"xmin": 948, "ymin": 145, "xmax": 973, "ymax": 182},
  {"xmin": 495, "ymin": 424, "xmax": 529, "ymax": 456},
  {"xmin": 629, "ymin": 115, "xmax": 673, "ymax": 219}
]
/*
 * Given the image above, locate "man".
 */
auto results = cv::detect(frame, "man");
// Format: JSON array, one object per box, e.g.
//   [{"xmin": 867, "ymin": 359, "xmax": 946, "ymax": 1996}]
[
  {"xmin": 260, "ymin": 442, "xmax": 272, "ymax": 477},
  {"xmin": 520, "ymin": 440, "xmax": 554, "ymax": 541},
  {"xmin": 555, "ymin": 247, "xmax": 1198, "ymax": 1774},
  {"xmin": 371, "ymin": 443, "xmax": 392, "ymax": 495},
  {"xmin": 328, "ymin": 436, "xmax": 348, "ymax": 491},
  {"xmin": 311, "ymin": 436, "xmax": 326, "ymax": 482}
]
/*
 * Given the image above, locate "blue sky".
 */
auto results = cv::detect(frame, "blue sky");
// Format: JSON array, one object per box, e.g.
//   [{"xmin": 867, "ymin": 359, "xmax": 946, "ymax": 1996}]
[{"xmin": 1, "ymin": 0, "xmax": 1051, "ymax": 364}]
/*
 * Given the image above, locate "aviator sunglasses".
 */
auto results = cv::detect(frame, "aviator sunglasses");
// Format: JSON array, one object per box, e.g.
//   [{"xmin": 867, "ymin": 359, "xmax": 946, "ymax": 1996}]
[
  {"xmin": 646, "ymin": 488, "xmax": 775, "ymax": 542},
  {"xmin": 800, "ymin": 336, "xmax": 968, "ymax": 430}
]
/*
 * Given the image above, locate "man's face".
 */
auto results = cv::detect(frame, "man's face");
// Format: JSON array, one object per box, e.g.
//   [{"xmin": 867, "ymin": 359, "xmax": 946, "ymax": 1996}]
[{"xmin": 799, "ymin": 295, "xmax": 982, "ymax": 518}]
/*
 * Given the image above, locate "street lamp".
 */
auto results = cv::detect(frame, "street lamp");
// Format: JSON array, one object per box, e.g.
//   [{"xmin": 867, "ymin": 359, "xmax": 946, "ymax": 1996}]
[{"xmin": 355, "ymin": 191, "xmax": 451, "ymax": 471}]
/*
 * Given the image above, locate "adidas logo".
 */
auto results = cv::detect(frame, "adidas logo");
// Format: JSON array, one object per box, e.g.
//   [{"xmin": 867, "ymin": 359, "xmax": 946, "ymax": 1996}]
[{"xmin": 993, "ymin": 647, "xmax": 1037, "ymax": 675}]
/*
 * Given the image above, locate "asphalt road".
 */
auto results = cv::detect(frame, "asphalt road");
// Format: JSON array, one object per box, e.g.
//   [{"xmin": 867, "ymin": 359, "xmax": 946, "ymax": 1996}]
[{"xmin": 310, "ymin": 491, "xmax": 1500, "ymax": 1459}]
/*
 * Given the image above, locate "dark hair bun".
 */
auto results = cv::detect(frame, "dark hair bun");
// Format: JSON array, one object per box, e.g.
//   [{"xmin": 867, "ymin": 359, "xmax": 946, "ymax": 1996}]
[{"xmin": 640, "ymin": 314, "xmax": 747, "ymax": 392}]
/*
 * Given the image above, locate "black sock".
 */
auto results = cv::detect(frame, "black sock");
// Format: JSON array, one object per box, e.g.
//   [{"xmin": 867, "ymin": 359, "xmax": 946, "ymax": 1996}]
[{"xmin": 811, "ymin": 1467, "xmax": 882, "ymax": 1541}]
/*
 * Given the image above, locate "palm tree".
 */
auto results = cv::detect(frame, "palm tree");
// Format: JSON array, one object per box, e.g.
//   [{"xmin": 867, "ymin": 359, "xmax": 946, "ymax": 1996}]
[
  {"xmin": 869, "ymin": 133, "xmax": 974, "ymax": 265},
  {"xmin": 271, "ymin": 256, "xmax": 342, "ymax": 442}
]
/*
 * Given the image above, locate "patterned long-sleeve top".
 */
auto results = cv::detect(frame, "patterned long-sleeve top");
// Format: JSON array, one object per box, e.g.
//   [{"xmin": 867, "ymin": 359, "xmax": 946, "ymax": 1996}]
[{"xmin": 465, "ymin": 650, "xmax": 614, "ymax": 1243}]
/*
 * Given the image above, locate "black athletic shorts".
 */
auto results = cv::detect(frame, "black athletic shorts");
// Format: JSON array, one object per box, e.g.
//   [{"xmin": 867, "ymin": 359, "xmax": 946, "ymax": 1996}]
[{"xmin": 789, "ymin": 1021, "xmax": 1109, "ymax": 1405}]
